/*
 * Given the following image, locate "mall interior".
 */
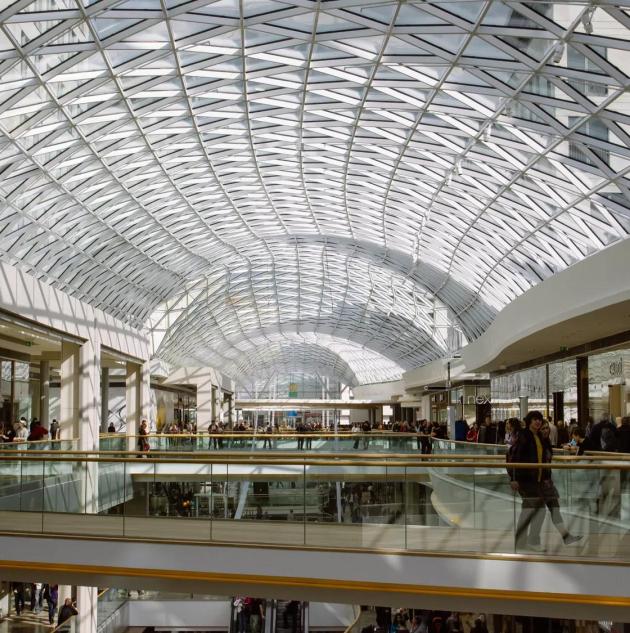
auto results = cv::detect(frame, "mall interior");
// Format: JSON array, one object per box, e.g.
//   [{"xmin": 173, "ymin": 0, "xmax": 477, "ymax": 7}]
[{"xmin": 0, "ymin": 0, "xmax": 629, "ymax": 632}]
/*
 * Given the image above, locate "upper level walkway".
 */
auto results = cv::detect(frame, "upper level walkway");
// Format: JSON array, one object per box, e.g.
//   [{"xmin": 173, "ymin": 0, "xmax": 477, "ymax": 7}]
[{"xmin": 1, "ymin": 442, "xmax": 630, "ymax": 619}]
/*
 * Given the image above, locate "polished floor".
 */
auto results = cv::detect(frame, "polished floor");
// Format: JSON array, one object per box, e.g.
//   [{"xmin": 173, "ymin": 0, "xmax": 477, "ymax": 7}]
[{"xmin": 0, "ymin": 606, "xmax": 53, "ymax": 633}]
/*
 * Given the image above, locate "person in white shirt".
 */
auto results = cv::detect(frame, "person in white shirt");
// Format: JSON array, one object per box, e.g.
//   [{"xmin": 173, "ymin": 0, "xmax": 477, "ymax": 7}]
[{"xmin": 13, "ymin": 419, "xmax": 28, "ymax": 449}]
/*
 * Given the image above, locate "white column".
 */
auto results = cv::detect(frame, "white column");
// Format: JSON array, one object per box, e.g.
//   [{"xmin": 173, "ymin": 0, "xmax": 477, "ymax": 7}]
[
  {"xmin": 39, "ymin": 360, "xmax": 50, "ymax": 426},
  {"xmin": 100, "ymin": 367, "xmax": 109, "ymax": 433},
  {"xmin": 58, "ymin": 585, "xmax": 72, "ymax": 607},
  {"xmin": 196, "ymin": 371, "xmax": 214, "ymax": 430},
  {"xmin": 76, "ymin": 586, "xmax": 97, "ymax": 633},
  {"xmin": 215, "ymin": 387, "xmax": 223, "ymax": 425},
  {"xmin": 211, "ymin": 386, "xmax": 217, "ymax": 423},
  {"xmin": 125, "ymin": 360, "xmax": 150, "ymax": 448},
  {"xmin": 37, "ymin": 360, "xmax": 50, "ymax": 427},
  {"xmin": 141, "ymin": 361, "xmax": 151, "ymax": 424},
  {"xmin": 79, "ymin": 338, "xmax": 101, "ymax": 453},
  {"xmin": 126, "ymin": 362, "xmax": 141, "ymax": 451},
  {"xmin": 60, "ymin": 342, "xmax": 80, "ymax": 440},
  {"xmin": 227, "ymin": 393, "xmax": 234, "ymax": 426},
  {"xmin": 31, "ymin": 378, "xmax": 41, "ymax": 421},
  {"xmin": 221, "ymin": 391, "xmax": 229, "ymax": 426},
  {"xmin": 78, "ymin": 339, "xmax": 100, "ymax": 515},
  {"xmin": 519, "ymin": 396, "xmax": 529, "ymax": 421}
]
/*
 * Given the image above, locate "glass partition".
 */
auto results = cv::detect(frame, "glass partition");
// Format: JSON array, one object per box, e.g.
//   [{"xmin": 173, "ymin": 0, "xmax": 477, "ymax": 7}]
[
  {"xmin": 0, "ymin": 454, "xmax": 627, "ymax": 563},
  {"xmin": 101, "ymin": 432, "xmax": 510, "ymax": 457}
]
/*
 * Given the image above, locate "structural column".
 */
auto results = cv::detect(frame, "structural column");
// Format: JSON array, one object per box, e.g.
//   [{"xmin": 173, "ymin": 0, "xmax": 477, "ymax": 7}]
[
  {"xmin": 101, "ymin": 366, "xmax": 109, "ymax": 433},
  {"xmin": 126, "ymin": 360, "xmax": 150, "ymax": 448},
  {"xmin": 60, "ymin": 342, "xmax": 80, "ymax": 440},
  {"xmin": 227, "ymin": 393, "xmax": 234, "ymax": 426},
  {"xmin": 576, "ymin": 356, "xmax": 589, "ymax": 427},
  {"xmin": 196, "ymin": 372, "xmax": 214, "ymax": 430},
  {"xmin": 141, "ymin": 361, "xmax": 151, "ymax": 424},
  {"xmin": 211, "ymin": 386, "xmax": 218, "ymax": 423},
  {"xmin": 39, "ymin": 360, "xmax": 50, "ymax": 426},
  {"xmin": 545, "ymin": 363, "xmax": 550, "ymax": 420},
  {"xmin": 126, "ymin": 362, "xmax": 140, "ymax": 450},
  {"xmin": 214, "ymin": 387, "xmax": 223, "ymax": 425},
  {"xmin": 79, "ymin": 339, "xmax": 101, "ymax": 516},
  {"xmin": 519, "ymin": 396, "xmax": 529, "ymax": 421},
  {"xmin": 76, "ymin": 585, "xmax": 97, "ymax": 633},
  {"xmin": 60, "ymin": 338, "xmax": 101, "ymax": 511},
  {"xmin": 79, "ymin": 338, "xmax": 101, "ymax": 453}
]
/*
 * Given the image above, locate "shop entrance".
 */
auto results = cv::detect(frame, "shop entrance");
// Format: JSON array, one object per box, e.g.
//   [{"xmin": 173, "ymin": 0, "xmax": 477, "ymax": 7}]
[{"xmin": 609, "ymin": 384, "xmax": 623, "ymax": 419}]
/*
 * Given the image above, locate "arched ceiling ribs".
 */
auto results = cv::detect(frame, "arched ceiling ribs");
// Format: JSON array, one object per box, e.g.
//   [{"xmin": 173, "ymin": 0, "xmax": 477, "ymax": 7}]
[
  {"xmin": 0, "ymin": 0, "xmax": 628, "ymax": 384},
  {"xmin": 231, "ymin": 342, "xmax": 360, "ymax": 388}
]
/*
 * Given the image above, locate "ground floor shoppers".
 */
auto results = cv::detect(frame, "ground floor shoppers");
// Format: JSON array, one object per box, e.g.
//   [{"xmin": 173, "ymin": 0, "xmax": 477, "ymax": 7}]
[
  {"xmin": 12, "ymin": 582, "xmax": 25, "ymax": 616},
  {"xmin": 45, "ymin": 584, "xmax": 58, "ymax": 625}
]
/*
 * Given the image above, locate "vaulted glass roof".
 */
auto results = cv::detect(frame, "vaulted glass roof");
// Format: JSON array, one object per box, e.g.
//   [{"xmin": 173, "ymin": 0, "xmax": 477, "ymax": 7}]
[{"xmin": 0, "ymin": 0, "xmax": 629, "ymax": 385}]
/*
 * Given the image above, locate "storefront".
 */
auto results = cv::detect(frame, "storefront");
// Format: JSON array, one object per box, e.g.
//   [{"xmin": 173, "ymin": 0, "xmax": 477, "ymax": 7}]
[
  {"xmin": 0, "ymin": 358, "xmax": 36, "ymax": 427},
  {"xmin": 429, "ymin": 382, "xmax": 491, "ymax": 425},
  {"xmin": 490, "ymin": 344, "xmax": 630, "ymax": 424}
]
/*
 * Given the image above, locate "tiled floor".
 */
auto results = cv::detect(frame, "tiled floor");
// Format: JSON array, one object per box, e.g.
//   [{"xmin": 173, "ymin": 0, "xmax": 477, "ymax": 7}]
[{"xmin": 0, "ymin": 608, "xmax": 53, "ymax": 633}]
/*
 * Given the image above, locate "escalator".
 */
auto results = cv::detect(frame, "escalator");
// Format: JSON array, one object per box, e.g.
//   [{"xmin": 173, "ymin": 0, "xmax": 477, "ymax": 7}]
[
  {"xmin": 229, "ymin": 599, "xmax": 308, "ymax": 633},
  {"xmin": 274, "ymin": 600, "xmax": 308, "ymax": 633}
]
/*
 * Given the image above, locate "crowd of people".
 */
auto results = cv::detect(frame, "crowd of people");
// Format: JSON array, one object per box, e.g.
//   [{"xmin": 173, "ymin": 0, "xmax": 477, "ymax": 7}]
[
  {"xmin": 371, "ymin": 607, "xmax": 489, "ymax": 633},
  {"xmin": 233, "ymin": 596, "xmax": 268, "ymax": 633},
  {"xmin": 503, "ymin": 410, "xmax": 630, "ymax": 550},
  {"xmin": 1, "ymin": 416, "xmax": 61, "ymax": 448},
  {"xmin": 4, "ymin": 403, "xmax": 630, "ymax": 458},
  {"xmin": 10, "ymin": 582, "xmax": 77, "ymax": 627},
  {"xmin": 460, "ymin": 412, "xmax": 630, "ymax": 454}
]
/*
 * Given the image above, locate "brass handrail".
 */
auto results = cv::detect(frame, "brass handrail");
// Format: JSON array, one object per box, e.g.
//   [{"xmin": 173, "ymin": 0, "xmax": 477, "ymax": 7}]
[
  {"xmin": 0, "ymin": 437, "xmax": 78, "ymax": 445},
  {"xmin": 103, "ymin": 432, "xmax": 435, "ymax": 438},
  {"xmin": 50, "ymin": 611, "xmax": 77, "ymax": 633},
  {"xmin": 0, "ymin": 447, "xmax": 507, "ymax": 458},
  {"xmin": 0, "ymin": 453, "xmax": 627, "ymax": 469}
]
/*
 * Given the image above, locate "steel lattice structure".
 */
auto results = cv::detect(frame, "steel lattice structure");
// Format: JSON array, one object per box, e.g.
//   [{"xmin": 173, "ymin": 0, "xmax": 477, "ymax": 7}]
[{"xmin": 0, "ymin": 0, "xmax": 629, "ymax": 387}]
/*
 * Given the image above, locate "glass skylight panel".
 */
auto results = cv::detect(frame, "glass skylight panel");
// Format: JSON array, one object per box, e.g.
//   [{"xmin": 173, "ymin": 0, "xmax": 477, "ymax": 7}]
[{"xmin": 0, "ymin": 0, "xmax": 627, "ymax": 384}]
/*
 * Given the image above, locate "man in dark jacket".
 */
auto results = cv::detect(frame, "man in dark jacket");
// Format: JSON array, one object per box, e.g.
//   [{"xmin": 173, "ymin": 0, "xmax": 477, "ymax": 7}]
[
  {"xmin": 588, "ymin": 413, "xmax": 618, "ymax": 452},
  {"xmin": 12, "ymin": 582, "xmax": 25, "ymax": 616},
  {"xmin": 508, "ymin": 410, "xmax": 549, "ymax": 550},
  {"xmin": 617, "ymin": 417, "xmax": 630, "ymax": 454},
  {"xmin": 57, "ymin": 598, "xmax": 77, "ymax": 628}
]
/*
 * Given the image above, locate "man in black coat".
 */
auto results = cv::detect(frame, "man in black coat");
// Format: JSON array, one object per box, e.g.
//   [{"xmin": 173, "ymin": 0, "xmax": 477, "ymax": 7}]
[
  {"xmin": 508, "ymin": 410, "xmax": 549, "ymax": 551},
  {"xmin": 57, "ymin": 598, "xmax": 78, "ymax": 629},
  {"xmin": 617, "ymin": 416, "xmax": 630, "ymax": 453}
]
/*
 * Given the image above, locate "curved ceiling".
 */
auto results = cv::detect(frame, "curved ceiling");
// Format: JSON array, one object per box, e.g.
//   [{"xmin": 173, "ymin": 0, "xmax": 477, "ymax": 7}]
[
  {"xmin": 152, "ymin": 247, "xmax": 463, "ymax": 377},
  {"xmin": 0, "ymin": 0, "xmax": 629, "ymax": 385},
  {"xmin": 234, "ymin": 342, "xmax": 360, "ymax": 390},
  {"xmin": 231, "ymin": 338, "xmax": 406, "ymax": 390},
  {"xmin": 164, "ymin": 328, "xmax": 406, "ymax": 387}
]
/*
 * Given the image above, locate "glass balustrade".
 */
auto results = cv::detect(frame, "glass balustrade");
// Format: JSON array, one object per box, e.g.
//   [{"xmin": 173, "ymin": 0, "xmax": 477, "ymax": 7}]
[
  {"xmin": 0, "ymin": 453, "xmax": 627, "ymax": 562},
  {"xmin": 96, "ymin": 433, "xmax": 514, "ymax": 457},
  {"xmin": 0, "ymin": 438, "xmax": 78, "ymax": 452}
]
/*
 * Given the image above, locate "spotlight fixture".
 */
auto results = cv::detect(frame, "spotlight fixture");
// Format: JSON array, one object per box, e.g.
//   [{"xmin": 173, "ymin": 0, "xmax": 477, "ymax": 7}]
[
  {"xmin": 581, "ymin": 7, "xmax": 595, "ymax": 34},
  {"xmin": 445, "ymin": 172, "xmax": 453, "ymax": 185},
  {"xmin": 454, "ymin": 159, "xmax": 462, "ymax": 176},
  {"xmin": 482, "ymin": 124, "xmax": 492, "ymax": 142},
  {"xmin": 551, "ymin": 41, "xmax": 565, "ymax": 64}
]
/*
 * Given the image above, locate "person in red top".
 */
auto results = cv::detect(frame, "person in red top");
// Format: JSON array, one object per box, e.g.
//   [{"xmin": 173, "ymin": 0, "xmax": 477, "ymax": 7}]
[
  {"xmin": 466, "ymin": 422, "xmax": 480, "ymax": 442},
  {"xmin": 27, "ymin": 421, "xmax": 49, "ymax": 442}
]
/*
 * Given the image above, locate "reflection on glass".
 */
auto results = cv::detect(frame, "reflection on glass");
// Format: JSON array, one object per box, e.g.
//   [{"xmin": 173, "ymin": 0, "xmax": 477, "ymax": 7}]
[{"xmin": 0, "ymin": 454, "xmax": 627, "ymax": 562}]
